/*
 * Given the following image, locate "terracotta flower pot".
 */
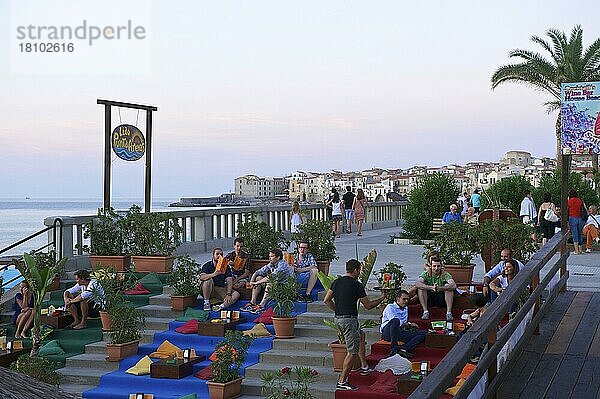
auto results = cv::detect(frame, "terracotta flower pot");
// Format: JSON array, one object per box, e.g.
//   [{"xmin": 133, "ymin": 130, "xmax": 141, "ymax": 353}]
[
  {"xmin": 99, "ymin": 311, "xmax": 113, "ymax": 332},
  {"xmin": 272, "ymin": 316, "xmax": 296, "ymax": 339},
  {"xmin": 206, "ymin": 377, "xmax": 243, "ymax": 399},
  {"xmin": 316, "ymin": 261, "xmax": 330, "ymax": 275},
  {"xmin": 106, "ymin": 340, "xmax": 139, "ymax": 362},
  {"xmin": 89, "ymin": 255, "xmax": 131, "ymax": 272},
  {"xmin": 46, "ymin": 277, "xmax": 61, "ymax": 291},
  {"xmin": 329, "ymin": 341, "xmax": 348, "ymax": 372},
  {"xmin": 444, "ymin": 264, "xmax": 475, "ymax": 285},
  {"xmin": 132, "ymin": 255, "xmax": 174, "ymax": 273},
  {"xmin": 170, "ymin": 295, "xmax": 197, "ymax": 311}
]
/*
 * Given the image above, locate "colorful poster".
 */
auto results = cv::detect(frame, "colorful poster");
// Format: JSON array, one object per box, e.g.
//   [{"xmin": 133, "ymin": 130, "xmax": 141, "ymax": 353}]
[{"xmin": 561, "ymin": 82, "xmax": 600, "ymax": 154}]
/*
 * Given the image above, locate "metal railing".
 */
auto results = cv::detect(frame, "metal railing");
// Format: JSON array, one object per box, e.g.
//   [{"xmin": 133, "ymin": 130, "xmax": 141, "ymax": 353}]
[{"xmin": 409, "ymin": 230, "xmax": 570, "ymax": 399}]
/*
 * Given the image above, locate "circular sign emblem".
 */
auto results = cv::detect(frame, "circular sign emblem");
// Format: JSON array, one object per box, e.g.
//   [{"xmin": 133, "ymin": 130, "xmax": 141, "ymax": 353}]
[{"xmin": 111, "ymin": 124, "xmax": 145, "ymax": 161}]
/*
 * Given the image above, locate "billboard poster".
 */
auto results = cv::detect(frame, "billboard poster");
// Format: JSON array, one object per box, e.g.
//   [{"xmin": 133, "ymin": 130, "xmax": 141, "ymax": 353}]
[{"xmin": 561, "ymin": 82, "xmax": 600, "ymax": 155}]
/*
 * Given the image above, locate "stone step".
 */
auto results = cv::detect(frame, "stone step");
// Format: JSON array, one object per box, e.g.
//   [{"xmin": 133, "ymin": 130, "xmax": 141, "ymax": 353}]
[
  {"xmin": 60, "ymin": 383, "xmax": 92, "ymax": 397},
  {"xmin": 84, "ymin": 341, "xmax": 107, "ymax": 354},
  {"xmin": 242, "ymin": 377, "xmax": 335, "ymax": 399},
  {"xmin": 244, "ymin": 361, "xmax": 339, "ymax": 383},
  {"xmin": 148, "ymin": 293, "xmax": 175, "ymax": 307},
  {"xmin": 306, "ymin": 300, "xmax": 385, "ymax": 316},
  {"xmin": 144, "ymin": 316, "xmax": 174, "ymax": 331},
  {"xmin": 101, "ymin": 329, "xmax": 162, "ymax": 345},
  {"xmin": 65, "ymin": 353, "xmax": 118, "ymax": 371},
  {"xmin": 162, "ymin": 285, "xmax": 174, "ymax": 296},
  {"xmin": 294, "ymin": 324, "xmax": 381, "ymax": 342},
  {"xmin": 271, "ymin": 336, "xmax": 336, "ymax": 352},
  {"xmin": 297, "ymin": 311, "xmax": 381, "ymax": 325},
  {"xmin": 260, "ymin": 349, "xmax": 334, "ymax": 367},
  {"xmin": 57, "ymin": 367, "xmax": 106, "ymax": 386},
  {"xmin": 138, "ymin": 304, "xmax": 183, "ymax": 319}
]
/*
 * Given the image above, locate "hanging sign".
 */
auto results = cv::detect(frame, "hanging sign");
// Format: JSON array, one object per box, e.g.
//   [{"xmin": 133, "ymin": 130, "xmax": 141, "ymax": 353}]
[
  {"xmin": 111, "ymin": 124, "xmax": 146, "ymax": 161},
  {"xmin": 561, "ymin": 82, "xmax": 600, "ymax": 154}
]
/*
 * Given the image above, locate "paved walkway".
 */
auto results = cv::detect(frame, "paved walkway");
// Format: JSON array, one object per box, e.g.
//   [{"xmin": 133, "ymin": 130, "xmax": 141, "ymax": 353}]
[{"xmin": 189, "ymin": 226, "xmax": 600, "ymax": 292}]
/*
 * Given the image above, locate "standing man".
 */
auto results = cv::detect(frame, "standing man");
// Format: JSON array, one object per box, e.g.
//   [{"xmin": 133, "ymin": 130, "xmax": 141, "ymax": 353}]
[
  {"xmin": 64, "ymin": 269, "xmax": 104, "ymax": 330},
  {"xmin": 381, "ymin": 290, "xmax": 426, "ymax": 358},
  {"xmin": 324, "ymin": 259, "xmax": 385, "ymax": 391},
  {"xmin": 471, "ymin": 189, "xmax": 481, "ymax": 213},
  {"xmin": 415, "ymin": 258, "xmax": 456, "ymax": 321},
  {"xmin": 293, "ymin": 241, "xmax": 319, "ymax": 302},
  {"xmin": 225, "ymin": 238, "xmax": 251, "ymax": 290},
  {"xmin": 342, "ymin": 186, "xmax": 356, "ymax": 234},
  {"xmin": 482, "ymin": 248, "xmax": 525, "ymax": 303},
  {"xmin": 200, "ymin": 248, "xmax": 240, "ymax": 311},
  {"xmin": 519, "ymin": 190, "xmax": 537, "ymax": 226}
]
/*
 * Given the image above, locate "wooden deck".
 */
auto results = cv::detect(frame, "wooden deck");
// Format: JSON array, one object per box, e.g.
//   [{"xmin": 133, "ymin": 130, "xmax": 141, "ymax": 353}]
[{"xmin": 498, "ymin": 290, "xmax": 600, "ymax": 398}]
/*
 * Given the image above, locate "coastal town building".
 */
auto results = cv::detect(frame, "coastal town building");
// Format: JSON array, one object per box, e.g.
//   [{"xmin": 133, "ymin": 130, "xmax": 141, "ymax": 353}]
[{"xmin": 234, "ymin": 151, "xmax": 592, "ymax": 202}]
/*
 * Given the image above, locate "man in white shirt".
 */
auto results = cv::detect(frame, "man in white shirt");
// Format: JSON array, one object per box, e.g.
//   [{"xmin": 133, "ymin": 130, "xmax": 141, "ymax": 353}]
[
  {"xmin": 63, "ymin": 269, "xmax": 104, "ymax": 329},
  {"xmin": 482, "ymin": 249, "xmax": 524, "ymax": 303},
  {"xmin": 583, "ymin": 205, "xmax": 599, "ymax": 253},
  {"xmin": 519, "ymin": 191, "xmax": 537, "ymax": 226},
  {"xmin": 380, "ymin": 290, "xmax": 426, "ymax": 358}
]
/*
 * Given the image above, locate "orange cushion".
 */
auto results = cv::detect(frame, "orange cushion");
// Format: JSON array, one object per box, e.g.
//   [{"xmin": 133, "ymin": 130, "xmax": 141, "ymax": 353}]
[
  {"xmin": 209, "ymin": 345, "xmax": 237, "ymax": 362},
  {"xmin": 458, "ymin": 363, "xmax": 476, "ymax": 379},
  {"xmin": 376, "ymin": 339, "xmax": 405, "ymax": 346}
]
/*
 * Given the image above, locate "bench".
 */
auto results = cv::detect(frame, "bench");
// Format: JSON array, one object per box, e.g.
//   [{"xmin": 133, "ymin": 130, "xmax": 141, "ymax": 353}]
[{"xmin": 430, "ymin": 218, "xmax": 443, "ymax": 235}]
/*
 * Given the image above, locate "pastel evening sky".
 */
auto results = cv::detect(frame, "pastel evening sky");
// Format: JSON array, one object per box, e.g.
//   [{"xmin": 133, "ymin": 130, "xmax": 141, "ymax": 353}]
[{"xmin": 1, "ymin": 0, "xmax": 598, "ymax": 199}]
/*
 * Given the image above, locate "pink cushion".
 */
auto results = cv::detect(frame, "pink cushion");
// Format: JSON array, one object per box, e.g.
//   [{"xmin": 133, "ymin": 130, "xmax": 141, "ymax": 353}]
[
  {"xmin": 253, "ymin": 308, "xmax": 275, "ymax": 324},
  {"xmin": 175, "ymin": 319, "xmax": 199, "ymax": 334},
  {"xmin": 123, "ymin": 282, "xmax": 151, "ymax": 295},
  {"xmin": 194, "ymin": 365, "xmax": 213, "ymax": 380},
  {"xmin": 369, "ymin": 370, "xmax": 398, "ymax": 393}
]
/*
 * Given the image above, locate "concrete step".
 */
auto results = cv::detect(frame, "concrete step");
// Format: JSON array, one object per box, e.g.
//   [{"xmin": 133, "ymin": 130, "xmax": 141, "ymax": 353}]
[
  {"xmin": 84, "ymin": 341, "xmax": 107, "ymax": 354},
  {"xmin": 297, "ymin": 311, "xmax": 381, "ymax": 325},
  {"xmin": 161, "ymin": 285, "xmax": 174, "ymax": 296},
  {"xmin": 271, "ymin": 336, "xmax": 336, "ymax": 352},
  {"xmin": 101, "ymin": 329, "xmax": 163, "ymax": 345},
  {"xmin": 64, "ymin": 353, "xmax": 118, "ymax": 371},
  {"xmin": 59, "ymin": 383, "xmax": 91, "ymax": 397},
  {"xmin": 306, "ymin": 300, "xmax": 385, "ymax": 316},
  {"xmin": 148, "ymin": 293, "xmax": 175, "ymax": 307},
  {"xmin": 144, "ymin": 316, "xmax": 174, "ymax": 331},
  {"xmin": 259, "ymin": 349, "xmax": 334, "ymax": 367},
  {"xmin": 138, "ymin": 304, "xmax": 183, "ymax": 319},
  {"xmin": 242, "ymin": 377, "xmax": 335, "ymax": 399},
  {"xmin": 244, "ymin": 362, "xmax": 339, "ymax": 383},
  {"xmin": 294, "ymin": 324, "xmax": 381, "ymax": 342},
  {"xmin": 57, "ymin": 367, "xmax": 106, "ymax": 386}
]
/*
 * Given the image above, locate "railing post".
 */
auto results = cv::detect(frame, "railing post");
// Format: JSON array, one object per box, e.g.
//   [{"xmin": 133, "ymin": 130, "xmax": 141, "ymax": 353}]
[
  {"xmin": 531, "ymin": 271, "xmax": 540, "ymax": 335},
  {"xmin": 487, "ymin": 329, "xmax": 498, "ymax": 399},
  {"xmin": 46, "ymin": 217, "xmax": 74, "ymax": 258}
]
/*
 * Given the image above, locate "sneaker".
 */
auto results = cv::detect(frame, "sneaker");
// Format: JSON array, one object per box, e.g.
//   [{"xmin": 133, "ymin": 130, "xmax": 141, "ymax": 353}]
[
  {"xmin": 397, "ymin": 348, "xmax": 414, "ymax": 359},
  {"xmin": 359, "ymin": 366, "xmax": 374, "ymax": 375},
  {"xmin": 250, "ymin": 305, "xmax": 265, "ymax": 314},
  {"xmin": 241, "ymin": 302, "xmax": 256, "ymax": 312},
  {"xmin": 203, "ymin": 301, "xmax": 211, "ymax": 311},
  {"xmin": 336, "ymin": 381, "xmax": 358, "ymax": 391},
  {"xmin": 446, "ymin": 312, "xmax": 454, "ymax": 321},
  {"xmin": 421, "ymin": 310, "xmax": 430, "ymax": 320},
  {"xmin": 586, "ymin": 249, "xmax": 592, "ymax": 253}
]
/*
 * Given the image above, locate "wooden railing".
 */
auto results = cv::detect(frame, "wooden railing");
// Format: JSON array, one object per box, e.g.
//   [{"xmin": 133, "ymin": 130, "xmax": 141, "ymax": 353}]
[
  {"xmin": 409, "ymin": 230, "xmax": 570, "ymax": 399},
  {"xmin": 43, "ymin": 201, "xmax": 407, "ymax": 258}
]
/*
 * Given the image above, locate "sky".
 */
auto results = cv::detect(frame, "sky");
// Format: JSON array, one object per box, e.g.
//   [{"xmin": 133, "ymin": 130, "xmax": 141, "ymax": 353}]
[{"xmin": 1, "ymin": 0, "xmax": 599, "ymax": 200}]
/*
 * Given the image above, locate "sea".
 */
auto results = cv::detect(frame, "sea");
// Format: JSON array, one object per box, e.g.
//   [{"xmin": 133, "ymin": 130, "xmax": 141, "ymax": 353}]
[{"xmin": 0, "ymin": 198, "xmax": 177, "ymax": 257}]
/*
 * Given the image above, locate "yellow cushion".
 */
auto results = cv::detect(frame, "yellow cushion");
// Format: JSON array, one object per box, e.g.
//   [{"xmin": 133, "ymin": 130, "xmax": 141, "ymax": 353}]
[
  {"xmin": 243, "ymin": 323, "xmax": 271, "ymax": 338},
  {"xmin": 444, "ymin": 378, "xmax": 465, "ymax": 396},
  {"xmin": 149, "ymin": 340, "xmax": 181, "ymax": 359},
  {"xmin": 125, "ymin": 356, "xmax": 153, "ymax": 375}
]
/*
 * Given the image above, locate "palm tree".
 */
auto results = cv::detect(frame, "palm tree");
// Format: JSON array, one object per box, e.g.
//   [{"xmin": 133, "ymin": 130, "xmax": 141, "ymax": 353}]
[{"xmin": 491, "ymin": 25, "xmax": 600, "ymax": 167}]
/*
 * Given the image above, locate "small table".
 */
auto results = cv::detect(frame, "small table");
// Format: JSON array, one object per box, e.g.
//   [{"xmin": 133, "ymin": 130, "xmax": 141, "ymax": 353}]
[
  {"xmin": 0, "ymin": 348, "xmax": 28, "ymax": 367},
  {"xmin": 150, "ymin": 355, "xmax": 205, "ymax": 379},
  {"xmin": 198, "ymin": 318, "xmax": 245, "ymax": 337},
  {"xmin": 425, "ymin": 332, "xmax": 458, "ymax": 349},
  {"xmin": 397, "ymin": 374, "xmax": 424, "ymax": 395},
  {"xmin": 41, "ymin": 313, "xmax": 74, "ymax": 329}
]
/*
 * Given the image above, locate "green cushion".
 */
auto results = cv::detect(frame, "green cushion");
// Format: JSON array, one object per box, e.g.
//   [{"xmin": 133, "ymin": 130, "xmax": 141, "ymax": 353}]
[
  {"xmin": 178, "ymin": 394, "xmax": 196, "ymax": 399},
  {"xmin": 137, "ymin": 272, "xmax": 163, "ymax": 294},
  {"xmin": 38, "ymin": 340, "xmax": 66, "ymax": 356},
  {"xmin": 175, "ymin": 308, "xmax": 209, "ymax": 322}
]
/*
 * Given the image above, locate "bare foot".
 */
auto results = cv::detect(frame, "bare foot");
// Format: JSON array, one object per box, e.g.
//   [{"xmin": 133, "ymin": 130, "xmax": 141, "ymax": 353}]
[
  {"xmin": 69, "ymin": 322, "xmax": 79, "ymax": 328},
  {"xmin": 73, "ymin": 323, "xmax": 87, "ymax": 330},
  {"xmin": 14, "ymin": 333, "xmax": 21, "ymax": 339}
]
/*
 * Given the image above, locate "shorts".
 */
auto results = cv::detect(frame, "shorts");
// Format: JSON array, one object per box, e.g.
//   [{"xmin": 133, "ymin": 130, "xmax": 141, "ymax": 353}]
[
  {"xmin": 332, "ymin": 214, "xmax": 343, "ymax": 222},
  {"xmin": 427, "ymin": 291, "xmax": 447, "ymax": 308},
  {"xmin": 334, "ymin": 317, "xmax": 361, "ymax": 354},
  {"xmin": 74, "ymin": 301, "xmax": 101, "ymax": 318},
  {"xmin": 345, "ymin": 210, "xmax": 355, "ymax": 220},
  {"xmin": 211, "ymin": 285, "xmax": 228, "ymax": 301}
]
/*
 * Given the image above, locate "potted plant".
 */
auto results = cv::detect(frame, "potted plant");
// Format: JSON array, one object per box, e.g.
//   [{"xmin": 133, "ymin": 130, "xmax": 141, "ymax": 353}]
[
  {"xmin": 424, "ymin": 222, "xmax": 479, "ymax": 284},
  {"xmin": 89, "ymin": 266, "xmax": 134, "ymax": 331},
  {"xmin": 374, "ymin": 262, "xmax": 407, "ymax": 306},
  {"xmin": 206, "ymin": 330, "xmax": 253, "ymax": 399},
  {"xmin": 124, "ymin": 205, "xmax": 183, "ymax": 273},
  {"xmin": 105, "ymin": 301, "xmax": 145, "ymax": 361},
  {"xmin": 15, "ymin": 252, "xmax": 67, "ymax": 356},
  {"xmin": 236, "ymin": 213, "xmax": 288, "ymax": 272},
  {"xmin": 261, "ymin": 366, "xmax": 319, "ymax": 399},
  {"xmin": 83, "ymin": 207, "xmax": 131, "ymax": 272},
  {"xmin": 269, "ymin": 275, "xmax": 301, "ymax": 338},
  {"xmin": 11, "ymin": 355, "xmax": 61, "ymax": 386},
  {"xmin": 168, "ymin": 255, "xmax": 201, "ymax": 311},
  {"xmin": 475, "ymin": 218, "xmax": 537, "ymax": 268},
  {"xmin": 323, "ymin": 319, "xmax": 378, "ymax": 371},
  {"xmin": 291, "ymin": 219, "xmax": 338, "ymax": 274}
]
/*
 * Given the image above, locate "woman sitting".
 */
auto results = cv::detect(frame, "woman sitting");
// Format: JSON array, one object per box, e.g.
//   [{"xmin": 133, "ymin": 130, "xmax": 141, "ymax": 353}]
[
  {"xmin": 13, "ymin": 281, "xmax": 34, "ymax": 339},
  {"xmin": 488, "ymin": 259, "xmax": 519, "ymax": 297}
]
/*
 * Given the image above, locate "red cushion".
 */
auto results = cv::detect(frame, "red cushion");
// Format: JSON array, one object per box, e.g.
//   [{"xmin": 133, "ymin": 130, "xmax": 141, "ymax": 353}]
[
  {"xmin": 368, "ymin": 370, "xmax": 398, "ymax": 393},
  {"xmin": 175, "ymin": 319, "xmax": 199, "ymax": 334},
  {"xmin": 194, "ymin": 365, "xmax": 213, "ymax": 380},
  {"xmin": 253, "ymin": 308, "xmax": 275, "ymax": 324},
  {"xmin": 123, "ymin": 282, "xmax": 151, "ymax": 295}
]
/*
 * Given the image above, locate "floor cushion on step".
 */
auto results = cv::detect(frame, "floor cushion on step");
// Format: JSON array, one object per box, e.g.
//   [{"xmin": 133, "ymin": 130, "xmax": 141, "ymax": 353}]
[
  {"xmin": 149, "ymin": 340, "xmax": 181, "ymax": 359},
  {"xmin": 123, "ymin": 282, "xmax": 151, "ymax": 295},
  {"xmin": 174, "ymin": 319, "xmax": 199, "ymax": 334},
  {"xmin": 38, "ymin": 339, "xmax": 66, "ymax": 356},
  {"xmin": 125, "ymin": 356, "xmax": 153, "ymax": 375},
  {"xmin": 194, "ymin": 365, "xmax": 212, "ymax": 380}
]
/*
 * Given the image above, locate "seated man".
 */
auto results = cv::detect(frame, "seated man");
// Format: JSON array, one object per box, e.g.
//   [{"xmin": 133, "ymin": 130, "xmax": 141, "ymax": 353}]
[
  {"xmin": 64, "ymin": 269, "xmax": 104, "ymax": 330},
  {"xmin": 224, "ymin": 238, "xmax": 251, "ymax": 290},
  {"xmin": 583, "ymin": 205, "xmax": 599, "ymax": 253},
  {"xmin": 293, "ymin": 241, "xmax": 319, "ymax": 302},
  {"xmin": 442, "ymin": 204, "xmax": 462, "ymax": 224},
  {"xmin": 415, "ymin": 258, "xmax": 456, "ymax": 321},
  {"xmin": 241, "ymin": 248, "xmax": 294, "ymax": 314},
  {"xmin": 200, "ymin": 247, "xmax": 240, "ymax": 311},
  {"xmin": 380, "ymin": 289, "xmax": 425, "ymax": 358},
  {"xmin": 482, "ymin": 248, "xmax": 524, "ymax": 304}
]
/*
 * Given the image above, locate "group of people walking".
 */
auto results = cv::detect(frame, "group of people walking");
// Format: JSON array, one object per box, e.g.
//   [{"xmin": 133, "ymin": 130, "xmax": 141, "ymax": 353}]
[{"xmin": 324, "ymin": 186, "xmax": 368, "ymax": 238}]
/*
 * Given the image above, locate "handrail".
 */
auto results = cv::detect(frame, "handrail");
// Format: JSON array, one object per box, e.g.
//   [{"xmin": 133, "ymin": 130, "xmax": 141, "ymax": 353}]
[{"xmin": 409, "ymin": 231, "xmax": 570, "ymax": 398}]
